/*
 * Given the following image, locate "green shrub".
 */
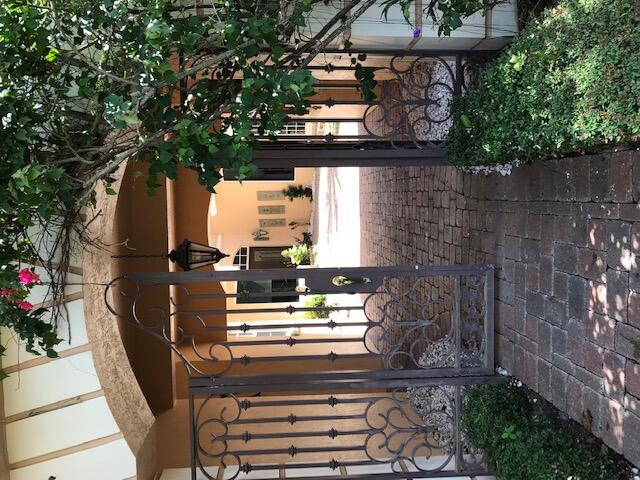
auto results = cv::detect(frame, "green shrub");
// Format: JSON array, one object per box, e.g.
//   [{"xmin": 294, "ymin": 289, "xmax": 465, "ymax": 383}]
[
  {"xmin": 283, "ymin": 185, "xmax": 313, "ymax": 202},
  {"xmin": 281, "ymin": 244, "xmax": 311, "ymax": 266},
  {"xmin": 304, "ymin": 294, "xmax": 330, "ymax": 319},
  {"xmin": 463, "ymin": 382, "xmax": 631, "ymax": 480},
  {"xmin": 448, "ymin": 0, "xmax": 640, "ymax": 167}
]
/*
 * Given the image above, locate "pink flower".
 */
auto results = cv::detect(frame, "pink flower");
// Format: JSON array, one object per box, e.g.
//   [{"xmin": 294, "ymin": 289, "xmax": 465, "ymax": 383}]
[
  {"xmin": 18, "ymin": 268, "xmax": 41, "ymax": 286},
  {"xmin": 17, "ymin": 300, "xmax": 33, "ymax": 312},
  {"xmin": 0, "ymin": 288, "xmax": 20, "ymax": 300}
]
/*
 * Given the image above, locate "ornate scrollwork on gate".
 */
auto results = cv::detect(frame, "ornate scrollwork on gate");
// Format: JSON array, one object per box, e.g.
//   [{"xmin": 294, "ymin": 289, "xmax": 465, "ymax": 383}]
[
  {"xmin": 190, "ymin": 387, "xmax": 488, "ymax": 480},
  {"xmin": 362, "ymin": 273, "xmax": 487, "ymax": 370},
  {"xmin": 360, "ymin": 55, "xmax": 457, "ymax": 147}
]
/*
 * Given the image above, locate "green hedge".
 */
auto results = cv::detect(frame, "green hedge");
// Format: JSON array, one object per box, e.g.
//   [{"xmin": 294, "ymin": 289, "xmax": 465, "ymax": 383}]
[
  {"xmin": 448, "ymin": 0, "xmax": 640, "ymax": 167},
  {"xmin": 463, "ymin": 383, "xmax": 630, "ymax": 480}
]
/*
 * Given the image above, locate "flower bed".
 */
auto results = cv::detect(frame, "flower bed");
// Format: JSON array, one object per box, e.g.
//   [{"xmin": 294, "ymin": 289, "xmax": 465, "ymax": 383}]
[{"xmin": 463, "ymin": 380, "xmax": 635, "ymax": 480}]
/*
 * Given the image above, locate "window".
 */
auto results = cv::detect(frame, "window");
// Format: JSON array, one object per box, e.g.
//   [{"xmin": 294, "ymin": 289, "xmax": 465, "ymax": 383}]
[
  {"xmin": 236, "ymin": 279, "xmax": 299, "ymax": 304},
  {"xmin": 278, "ymin": 121, "xmax": 306, "ymax": 136},
  {"xmin": 233, "ymin": 247, "xmax": 248, "ymax": 270}
]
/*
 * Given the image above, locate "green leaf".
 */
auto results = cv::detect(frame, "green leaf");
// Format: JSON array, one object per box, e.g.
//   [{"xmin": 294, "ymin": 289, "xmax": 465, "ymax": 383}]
[
  {"xmin": 271, "ymin": 45, "xmax": 284, "ymax": 60},
  {"xmin": 45, "ymin": 47, "xmax": 60, "ymax": 62}
]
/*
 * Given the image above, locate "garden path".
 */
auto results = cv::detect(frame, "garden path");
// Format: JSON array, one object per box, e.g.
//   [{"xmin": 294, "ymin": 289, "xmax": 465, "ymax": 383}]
[{"xmin": 358, "ymin": 149, "xmax": 640, "ymax": 467}]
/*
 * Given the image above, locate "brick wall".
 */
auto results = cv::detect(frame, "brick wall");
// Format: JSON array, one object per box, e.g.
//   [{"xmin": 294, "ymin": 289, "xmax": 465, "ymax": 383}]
[{"xmin": 359, "ymin": 150, "xmax": 640, "ymax": 466}]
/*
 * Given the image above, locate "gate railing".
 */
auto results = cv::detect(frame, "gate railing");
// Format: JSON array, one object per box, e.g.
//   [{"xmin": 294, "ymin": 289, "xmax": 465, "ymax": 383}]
[
  {"xmin": 105, "ymin": 264, "xmax": 497, "ymax": 480},
  {"xmin": 105, "ymin": 264, "xmax": 494, "ymax": 380},
  {"xmin": 188, "ymin": 48, "xmax": 497, "ymax": 167}
]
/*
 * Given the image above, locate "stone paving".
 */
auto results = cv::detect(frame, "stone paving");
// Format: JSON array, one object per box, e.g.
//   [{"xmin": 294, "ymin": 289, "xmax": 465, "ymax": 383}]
[{"xmin": 359, "ymin": 150, "xmax": 640, "ymax": 466}]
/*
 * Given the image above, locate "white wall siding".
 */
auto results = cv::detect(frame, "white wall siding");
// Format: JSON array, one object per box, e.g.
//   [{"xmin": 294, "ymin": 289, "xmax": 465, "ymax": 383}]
[
  {"xmin": 9, "ymin": 438, "xmax": 135, "ymax": 480},
  {"xmin": 1, "ymin": 299, "xmax": 88, "ymax": 368},
  {"xmin": 2, "ymin": 351, "xmax": 100, "ymax": 417},
  {"xmin": 5, "ymin": 396, "xmax": 120, "ymax": 463}
]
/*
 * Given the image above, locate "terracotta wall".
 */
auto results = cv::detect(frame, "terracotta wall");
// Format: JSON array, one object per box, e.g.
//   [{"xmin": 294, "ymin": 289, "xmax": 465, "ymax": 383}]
[
  {"xmin": 112, "ymin": 161, "xmax": 174, "ymax": 415},
  {"xmin": 168, "ymin": 166, "xmax": 227, "ymax": 345}
]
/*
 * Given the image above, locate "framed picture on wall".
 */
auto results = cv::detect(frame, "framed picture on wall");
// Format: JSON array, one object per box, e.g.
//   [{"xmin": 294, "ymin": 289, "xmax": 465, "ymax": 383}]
[
  {"xmin": 258, "ymin": 205, "xmax": 285, "ymax": 215},
  {"xmin": 259, "ymin": 218, "xmax": 286, "ymax": 228},
  {"xmin": 257, "ymin": 190, "xmax": 286, "ymax": 201}
]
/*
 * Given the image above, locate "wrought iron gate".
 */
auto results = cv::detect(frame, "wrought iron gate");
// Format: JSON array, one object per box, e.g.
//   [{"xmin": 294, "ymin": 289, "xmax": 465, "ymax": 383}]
[
  {"xmin": 188, "ymin": 49, "xmax": 496, "ymax": 169},
  {"xmin": 106, "ymin": 264, "xmax": 498, "ymax": 479}
]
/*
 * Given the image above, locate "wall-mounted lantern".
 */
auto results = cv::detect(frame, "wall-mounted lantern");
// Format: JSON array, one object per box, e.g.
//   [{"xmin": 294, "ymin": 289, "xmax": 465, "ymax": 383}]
[
  {"xmin": 169, "ymin": 239, "xmax": 229, "ymax": 271},
  {"xmin": 112, "ymin": 238, "xmax": 229, "ymax": 271}
]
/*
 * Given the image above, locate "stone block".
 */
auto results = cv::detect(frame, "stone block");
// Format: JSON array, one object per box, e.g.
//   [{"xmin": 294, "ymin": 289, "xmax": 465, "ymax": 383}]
[
  {"xmin": 541, "ymin": 170, "xmax": 558, "ymax": 201},
  {"xmin": 518, "ymin": 333, "xmax": 538, "ymax": 355},
  {"xmin": 552, "ymin": 326, "xmax": 568, "ymax": 357},
  {"xmin": 540, "ymin": 216, "xmax": 556, "ymax": 255},
  {"xmin": 502, "ymin": 259, "xmax": 516, "ymax": 283},
  {"xmin": 538, "ymin": 320, "xmax": 552, "ymax": 361},
  {"xmin": 626, "ymin": 360, "xmax": 640, "ymax": 399},
  {"xmin": 551, "ymin": 367, "xmax": 568, "ymax": 411},
  {"xmin": 583, "ymin": 203, "xmax": 620, "ymax": 220},
  {"xmin": 527, "ymin": 265, "xmax": 540, "ymax": 292},
  {"xmin": 585, "ymin": 311, "xmax": 616, "ymax": 349},
  {"xmin": 568, "ymin": 275, "xmax": 588, "ymax": 320},
  {"xmin": 590, "ymin": 155, "xmax": 610, "ymax": 202},
  {"xmin": 619, "ymin": 204, "xmax": 640, "ymax": 222},
  {"xmin": 553, "ymin": 271, "xmax": 568, "ymax": 301},
  {"xmin": 588, "ymin": 219, "xmax": 608, "ymax": 251},
  {"xmin": 513, "ymin": 297, "xmax": 526, "ymax": 333},
  {"xmin": 497, "ymin": 279, "xmax": 515, "ymax": 304},
  {"xmin": 567, "ymin": 318, "xmax": 586, "ymax": 366},
  {"xmin": 554, "ymin": 243, "xmax": 578, "ymax": 274},
  {"xmin": 625, "ymin": 393, "xmax": 640, "ymax": 417},
  {"xmin": 522, "ymin": 238, "xmax": 541, "ymax": 264},
  {"xmin": 577, "ymin": 248, "xmax": 607, "ymax": 281},
  {"xmin": 616, "ymin": 323, "xmax": 640, "ymax": 363},
  {"xmin": 552, "ymin": 352, "xmax": 576, "ymax": 376},
  {"xmin": 524, "ymin": 351, "xmax": 538, "ymax": 387},
  {"xmin": 537, "ymin": 358, "xmax": 552, "ymax": 402},
  {"xmin": 624, "ymin": 411, "xmax": 640, "ymax": 466},
  {"xmin": 513, "ymin": 344, "xmax": 526, "ymax": 380},
  {"xmin": 506, "ymin": 212, "xmax": 527, "ymax": 237},
  {"xmin": 607, "ymin": 269, "xmax": 629, "ymax": 322},
  {"xmin": 583, "ymin": 341, "xmax": 604, "ymax": 375},
  {"xmin": 574, "ymin": 159, "xmax": 591, "ymax": 201},
  {"xmin": 588, "ymin": 280, "xmax": 607, "ymax": 315},
  {"xmin": 575, "ymin": 365, "xmax": 604, "ymax": 393},
  {"xmin": 539, "ymin": 256, "xmax": 553, "ymax": 296},
  {"xmin": 504, "ymin": 235, "xmax": 521, "ymax": 261},
  {"xmin": 603, "ymin": 350, "xmax": 626, "ymax": 403},
  {"xmin": 496, "ymin": 300, "xmax": 514, "ymax": 333},
  {"xmin": 544, "ymin": 297, "xmax": 569, "ymax": 328},
  {"xmin": 527, "ymin": 214, "xmax": 542, "ymax": 239},
  {"xmin": 599, "ymin": 397, "xmax": 624, "ymax": 453},
  {"xmin": 581, "ymin": 386, "xmax": 603, "ymax": 433},
  {"xmin": 608, "ymin": 221, "xmax": 633, "ymax": 271},
  {"xmin": 555, "ymin": 213, "xmax": 588, "ymax": 247},
  {"xmin": 628, "ymin": 291, "xmax": 640, "ymax": 329},
  {"xmin": 526, "ymin": 290, "xmax": 545, "ymax": 318},
  {"xmin": 525, "ymin": 314, "xmax": 539, "ymax": 342},
  {"xmin": 497, "ymin": 333, "xmax": 514, "ymax": 373},
  {"xmin": 631, "ymin": 150, "xmax": 640, "ymax": 202},
  {"xmin": 566, "ymin": 375, "xmax": 584, "ymax": 422},
  {"xmin": 515, "ymin": 262, "xmax": 527, "ymax": 298},
  {"xmin": 610, "ymin": 154, "xmax": 634, "ymax": 203}
]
